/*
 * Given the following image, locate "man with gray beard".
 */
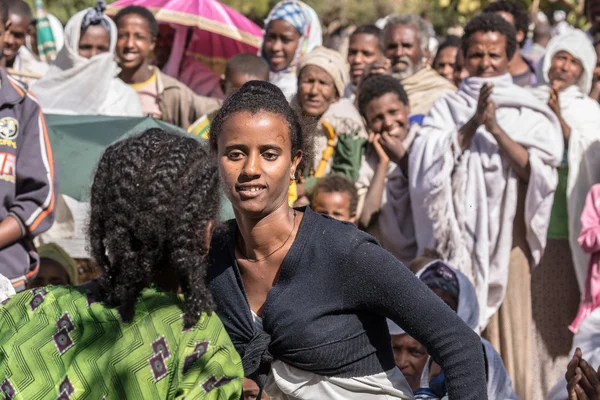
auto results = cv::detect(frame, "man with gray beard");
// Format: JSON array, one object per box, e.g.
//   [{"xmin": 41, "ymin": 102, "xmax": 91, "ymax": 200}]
[{"xmin": 383, "ymin": 15, "xmax": 456, "ymax": 118}]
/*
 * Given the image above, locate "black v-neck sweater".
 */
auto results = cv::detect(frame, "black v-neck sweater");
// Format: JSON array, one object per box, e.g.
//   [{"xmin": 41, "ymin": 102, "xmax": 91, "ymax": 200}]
[{"xmin": 208, "ymin": 207, "xmax": 487, "ymax": 399}]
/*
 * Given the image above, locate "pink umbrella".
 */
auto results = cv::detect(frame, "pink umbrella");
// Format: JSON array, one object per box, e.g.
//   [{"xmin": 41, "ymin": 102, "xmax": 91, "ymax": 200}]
[{"xmin": 106, "ymin": 0, "xmax": 262, "ymax": 76}]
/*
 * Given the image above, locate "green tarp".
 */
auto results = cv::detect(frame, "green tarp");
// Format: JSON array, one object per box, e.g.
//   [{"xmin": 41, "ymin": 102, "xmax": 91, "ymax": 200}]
[{"xmin": 45, "ymin": 114, "xmax": 234, "ymax": 220}]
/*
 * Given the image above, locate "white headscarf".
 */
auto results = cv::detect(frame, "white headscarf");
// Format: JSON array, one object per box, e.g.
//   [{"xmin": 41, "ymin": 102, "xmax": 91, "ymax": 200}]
[
  {"xmin": 538, "ymin": 29, "xmax": 596, "ymax": 94},
  {"xmin": 31, "ymin": 8, "xmax": 142, "ymax": 117},
  {"xmin": 262, "ymin": 0, "xmax": 322, "ymax": 100}
]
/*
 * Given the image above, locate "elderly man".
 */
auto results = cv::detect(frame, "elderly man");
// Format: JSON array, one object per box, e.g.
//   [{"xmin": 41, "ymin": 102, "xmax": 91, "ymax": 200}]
[
  {"xmin": 409, "ymin": 13, "xmax": 563, "ymax": 400},
  {"xmin": 382, "ymin": 14, "xmax": 455, "ymax": 118}
]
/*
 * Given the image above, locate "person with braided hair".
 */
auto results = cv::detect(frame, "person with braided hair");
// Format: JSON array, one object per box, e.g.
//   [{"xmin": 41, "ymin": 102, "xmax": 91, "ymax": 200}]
[
  {"xmin": 0, "ymin": 129, "xmax": 243, "ymax": 399},
  {"xmin": 207, "ymin": 80, "xmax": 487, "ymax": 400}
]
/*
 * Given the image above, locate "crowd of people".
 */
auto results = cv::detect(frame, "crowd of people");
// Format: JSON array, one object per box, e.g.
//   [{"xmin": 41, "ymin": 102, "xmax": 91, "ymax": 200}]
[{"xmin": 0, "ymin": 0, "xmax": 598, "ymax": 398}]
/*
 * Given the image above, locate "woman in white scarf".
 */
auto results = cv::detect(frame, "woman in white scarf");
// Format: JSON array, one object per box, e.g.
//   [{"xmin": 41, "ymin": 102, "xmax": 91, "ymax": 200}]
[
  {"xmin": 408, "ymin": 15, "xmax": 562, "ymax": 400},
  {"xmin": 31, "ymin": 1, "xmax": 142, "ymax": 117},
  {"xmin": 532, "ymin": 29, "xmax": 600, "ymax": 299},
  {"xmin": 261, "ymin": 0, "xmax": 322, "ymax": 100},
  {"xmin": 530, "ymin": 29, "xmax": 600, "ymax": 399}
]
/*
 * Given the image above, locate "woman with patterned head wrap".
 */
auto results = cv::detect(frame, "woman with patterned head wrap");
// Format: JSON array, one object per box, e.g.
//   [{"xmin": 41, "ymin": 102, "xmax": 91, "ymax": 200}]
[
  {"xmin": 261, "ymin": 0, "xmax": 322, "ymax": 100},
  {"xmin": 31, "ymin": 1, "xmax": 142, "ymax": 116}
]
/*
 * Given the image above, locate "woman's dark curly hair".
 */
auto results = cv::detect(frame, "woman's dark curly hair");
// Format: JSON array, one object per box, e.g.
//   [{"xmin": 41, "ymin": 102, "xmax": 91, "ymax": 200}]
[
  {"xmin": 88, "ymin": 129, "xmax": 219, "ymax": 329},
  {"xmin": 209, "ymin": 80, "xmax": 308, "ymax": 171},
  {"xmin": 462, "ymin": 13, "xmax": 518, "ymax": 61}
]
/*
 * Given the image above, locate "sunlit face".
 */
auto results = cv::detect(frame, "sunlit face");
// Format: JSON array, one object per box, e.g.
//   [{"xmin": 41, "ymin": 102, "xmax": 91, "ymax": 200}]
[
  {"xmin": 298, "ymin": 65, "xmax": 339, "ymax": 118},
  {"xmin": 262, "ymin": 19, "xmax": 301, "ymax": 72},
  {"xmin": 433, "ymin": 46, "xmax": 459, "ymax": 83},
  {"xmin": 391, "ymin": 334, "xmax": 429, "ymax": 392},
  {"xmin": 26, "ymin": 259, "xmax": 71, "ymax": 289},
  {"xmin": 78, "ymin": 25, "xmax": 111, "ymax": 59},
  {"xmin": 384, "ymin": 24, "xmax": 423, "ymax": 79},
  {"xmin": 364, "ymin": 92, "xmax": 410, "ymax": 140},
  {"xmin": 217, "ymin": 111, "xmax": 302, "ymax": 219},
  {"xmin": 548, "ymin": 50, "xmax": 584, "ymax": 92},
  {"xmin": 311, "ymin": 191, "xmax": 355, "ymax": 222},
  {"xmin": 4, "ymin": 13, "xmax": 29, "ymax": 63},
  {"xmin": 116, "ymin": 14, "xmax": 155, "ymax": 71},
  {"xmin": 465, "ymin": 31, "xmax": 509, "ymax": 78},
  {"xmin": 494, "ymin": 11, "xmax": 525, "ymax": 46},
  {"xmin": 348, "ymin": 33, "xmax": 382, "ymax": 85}
]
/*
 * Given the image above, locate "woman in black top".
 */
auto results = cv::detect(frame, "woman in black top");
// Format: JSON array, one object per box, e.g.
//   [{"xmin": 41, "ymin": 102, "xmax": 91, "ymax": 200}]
[{"xmin": 207, "ymin": 80, "xmax": 487, "ymax": 399}]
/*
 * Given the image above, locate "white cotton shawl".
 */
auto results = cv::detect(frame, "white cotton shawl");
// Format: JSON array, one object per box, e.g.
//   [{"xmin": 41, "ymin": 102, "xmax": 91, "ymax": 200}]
[
  {"xmin": 531, "ymin": 30, "xmax": 600, "ymax": 293},
  {"xmin": 31, "ymin": 9, "xmax": 142, "ymax": 117},
  {"xmin": 357, "ymin": 124, "xmax": 419, "ymax": 264},
  {"xmin": 409, "ymin": 73, "xmax": 563, "ymax": 329}
]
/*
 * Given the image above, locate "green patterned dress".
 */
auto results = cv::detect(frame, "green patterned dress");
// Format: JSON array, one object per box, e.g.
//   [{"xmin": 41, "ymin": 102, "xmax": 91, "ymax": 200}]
[{"xmin": 0, "ymin": 285, "xmax": 243, "ymax": 399}]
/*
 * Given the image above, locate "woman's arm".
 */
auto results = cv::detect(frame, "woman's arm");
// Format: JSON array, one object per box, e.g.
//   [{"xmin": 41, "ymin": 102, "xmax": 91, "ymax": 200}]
[
  {"xmin": 345, "ymin": 239, "xmax": 488, "ymax": 399},
  {"xmin": 579, "ymin": 186, "xmax": 600, "ymax": 254}
]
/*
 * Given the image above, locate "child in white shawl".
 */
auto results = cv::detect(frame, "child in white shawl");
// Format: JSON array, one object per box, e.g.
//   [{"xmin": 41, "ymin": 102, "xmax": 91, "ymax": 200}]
[
  {"xmin": 408, "ymin": 15, "xmax": 562, "ymax": 400},
  {"xmin": 31, "ymin": 1, "xmax": 142, "ymax": 117},
  {"xmin": 387, "ymin": 260, "xmax": 517, "ymax": 399}
]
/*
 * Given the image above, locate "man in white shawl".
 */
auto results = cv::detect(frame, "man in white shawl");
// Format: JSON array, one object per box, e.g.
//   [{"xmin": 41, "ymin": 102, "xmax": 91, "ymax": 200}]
[
  {"xmin": 356, "ymin": 74, "xmax": 417, "ymax": 264},
  {"xmin": 31, "ymin": 1, "xmax": 142, "ymax": 117},
  {"xmin": 409, "ymin": 14, "xmax": 563, "ymax": 400},
  {"xmin": 387, "ymin": 260, "xmax": 517, "ymax": 399}
]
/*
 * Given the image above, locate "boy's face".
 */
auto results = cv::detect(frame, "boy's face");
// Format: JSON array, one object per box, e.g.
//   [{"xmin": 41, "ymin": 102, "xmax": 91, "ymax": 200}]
[
  {"xmin": 364, "ymin": 92, "xmax": 410, "ymax": 140},
  {"xmin": 3, "ymin": 13, "xmax": 25, "ymax": 63},
  {"xmin": 116, "ymin": 14, "xmax": 155, "ymax": 71},
  {"xmin": 223, "ymin": 71, "xmax": 265, "ymax": 97},
  {"xmin": 312, "ymin": 191, "xmax": 355, "ymax": 223},
  {"xmin": 348, "ymin": 33, "xmax": 382, "ymax": 85}
]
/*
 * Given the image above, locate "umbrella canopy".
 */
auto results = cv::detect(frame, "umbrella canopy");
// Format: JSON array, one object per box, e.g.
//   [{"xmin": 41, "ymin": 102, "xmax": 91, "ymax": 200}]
[
  {"xmin": 34, "ymin": 0, "xmax": 57, "ymax": 62},
  {"xmin": 45, "ymin": 114, "xmax": 234, "ymax": 220},
  {"xmin": 106, "ymin": 0, "xmax": 262, "ymax": 75}
]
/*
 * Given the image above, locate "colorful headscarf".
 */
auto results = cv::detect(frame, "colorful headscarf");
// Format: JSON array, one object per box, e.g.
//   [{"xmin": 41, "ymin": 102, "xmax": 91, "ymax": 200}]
[
  {"xmin": 262, "ymin": 0, "xmax": 322, "ymax": 99},
  {"xmin": 81, "ymin": 0, "xmax": 111, "ymax": 33}
]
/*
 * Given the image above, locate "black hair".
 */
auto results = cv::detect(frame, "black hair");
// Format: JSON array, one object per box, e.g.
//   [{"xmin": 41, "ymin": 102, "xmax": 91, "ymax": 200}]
[
  {"xmin": 462, "ymin": 13, "xmax": 518, "ymax": 60},
  {"xmin": 351, "ymin": 24, "xmax": 382, "ymax": 40},
  {"xmin": 0, "ymin": 0, "xmax": 8, "ymax": 27},
  {"xmin": 407, "ymin": 248, "xmax": 444, "ymax": 274},
  {"xmin": 225, "ymin": 53, "xmax": 270, "ymax": 81},
  {"xmin": 433, "ymin": 35, "xmax": 461, "ymax": 66},
  {"xmin": 357, "ymin": 74, "xmax": 409, "ymax": 118},
  {"xmin": 483, "ymin": 0, "xmax": 529, "ymax": 46},
  {"xmin": 6, "ymin": 0, "xmax": 30, "ymax": 20},
  {"xmin": 114, "ymin": 5, "xmax": 159, "ymax": 39},
  {"xmin": 210, "ymin": 80, "xmax": 305, "ymax": 169},
  {"xmin": 311, "ymin": 174, "xmax": 358, "ymax": 216},
  {"xmin": 89, "ymin": 129, "xmax": 219, "ymax": 329}
]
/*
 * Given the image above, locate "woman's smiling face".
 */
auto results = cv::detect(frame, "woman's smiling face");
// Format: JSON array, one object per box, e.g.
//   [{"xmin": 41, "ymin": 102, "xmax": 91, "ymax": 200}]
[{"xmin": 217, "ymin": 111, "xmax": 302, "ymax": 218}]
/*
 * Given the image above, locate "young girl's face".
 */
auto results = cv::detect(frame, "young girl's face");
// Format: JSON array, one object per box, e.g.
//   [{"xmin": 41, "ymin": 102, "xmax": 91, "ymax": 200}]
[
  {"xmin": 262, "ymin": 20, "xmax": 301, "ymax": 72},
  {"xmin": 311, "ymin": 191, "xmax": 355, "ymax": 223},
  {"xmin": 217, "ymin": 110, "xmax": 301, "ymax": 218}
]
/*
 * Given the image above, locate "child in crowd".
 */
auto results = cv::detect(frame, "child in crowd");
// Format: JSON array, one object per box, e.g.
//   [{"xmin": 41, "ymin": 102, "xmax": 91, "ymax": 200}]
[
  {"xmin": 0, "ymin": 0, "xmax": 56, "ymax": 292},
  {"xmin": 188, "ymin": 53, "xmax": 269, "ymax": 138},
  {"xmin": 114, "ymin": 5, "xmax": 221, "ymax": 128},
  {"xmin": 356, "ymin": 74, "xmax": 418, "ymax": 264},
  {"xmin": 309, "ymin": 174, "xmax": 358, "ymax": 223}
]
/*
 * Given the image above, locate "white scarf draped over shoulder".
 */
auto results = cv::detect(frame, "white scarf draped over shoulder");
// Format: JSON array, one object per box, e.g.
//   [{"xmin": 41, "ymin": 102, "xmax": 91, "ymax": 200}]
[
  {"xmin": 409, "ymin": 73, "xmax": 563, "ymax": 329},
  {"xmin": 531, "ymin": 29, "xmax": 600, "ymax": 294},
  {"xmin": 31, "ymin": 9, "xmax": 143, "ymax": 117}
]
